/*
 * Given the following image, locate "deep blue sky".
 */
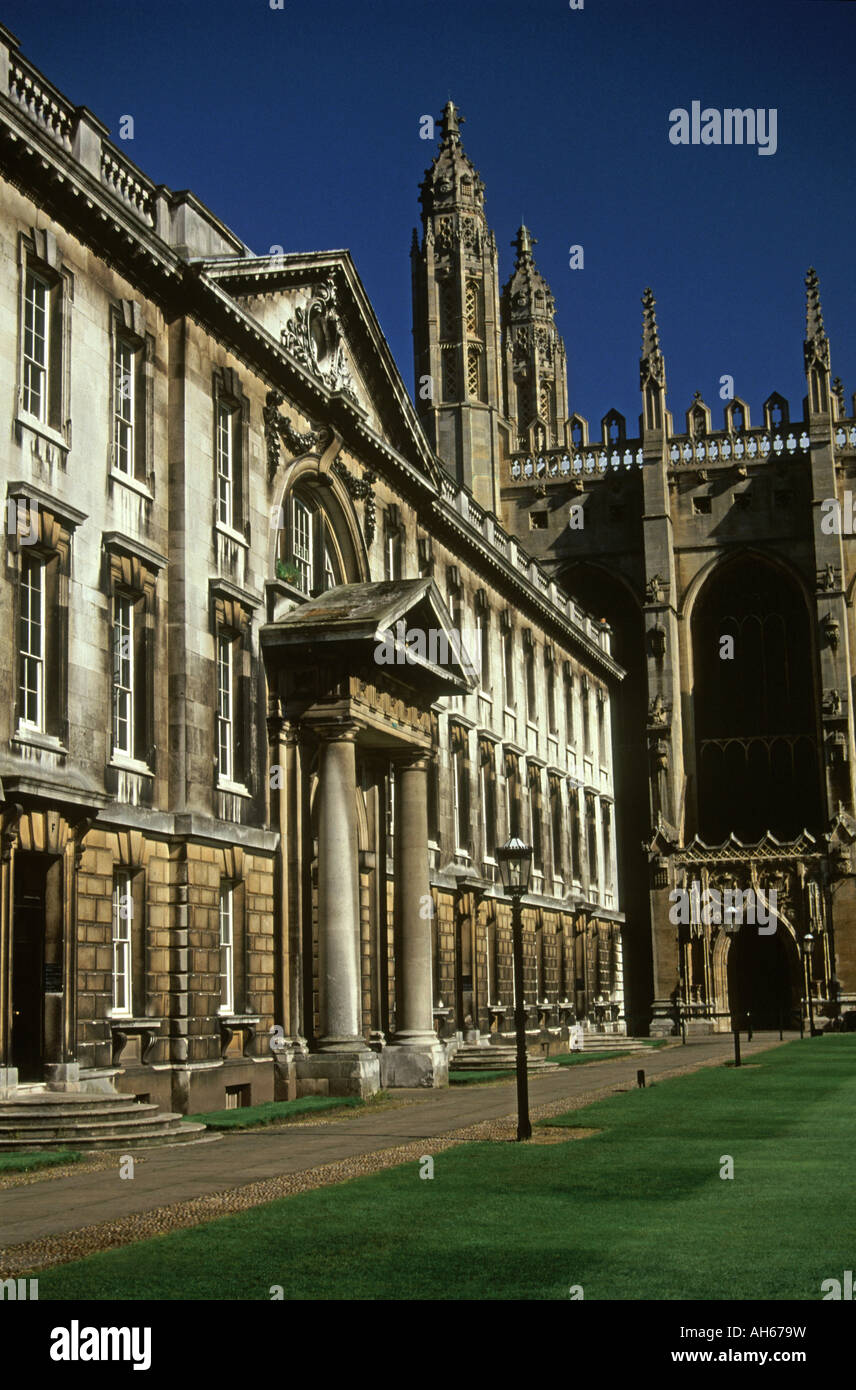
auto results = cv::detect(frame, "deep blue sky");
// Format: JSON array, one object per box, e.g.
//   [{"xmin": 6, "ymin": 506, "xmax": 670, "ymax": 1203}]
[{"xmin": 6, "ymin": 0, "xmax": 854, "ymax": 432}]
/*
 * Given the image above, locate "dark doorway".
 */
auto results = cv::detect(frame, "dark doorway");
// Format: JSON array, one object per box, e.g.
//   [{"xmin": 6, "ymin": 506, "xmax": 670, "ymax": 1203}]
[
  {"xmin": 727, "ymin": 926, "xmax": 797, "ymax": 1031},
  {"xmin": 12, "ymin": 853, "xmax": 50, "ymax": 1080}
]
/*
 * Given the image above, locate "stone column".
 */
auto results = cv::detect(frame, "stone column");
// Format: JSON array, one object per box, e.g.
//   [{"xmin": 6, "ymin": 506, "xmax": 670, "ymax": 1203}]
[
  {"xmin": 296, "ymin": 723, "xmax": 378, "ymax": 1097},
  {"xmin": 382, "ymin": 751, "xmax": 448, "ymax": 1088},
  {"xmin": 317, "ymin": 726, "xmax": 363, "ymax": 1049}
]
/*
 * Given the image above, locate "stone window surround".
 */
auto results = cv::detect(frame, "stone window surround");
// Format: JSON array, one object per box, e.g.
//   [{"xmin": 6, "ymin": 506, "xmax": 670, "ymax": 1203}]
[
  {"xmin": 103, "ymin": 532, "xmax": 166, "ymax": 775},
  {"xmin": 15, "ymin": 227, "xmax": 73, "ymax": 453},
  {"xmin": 108, "ymin": 298, "xmax": 155, "ymax": 493},
  {"xmin": 212, "ymin": 366, "xmax": 251, "ymax": 543},
  {"xmin": 7, "ymin": 481, "xmax": 86, "ymax": 752},
  {"xmin": 210, "ymin": 578, "xmax": 260, "ymax": 798}
]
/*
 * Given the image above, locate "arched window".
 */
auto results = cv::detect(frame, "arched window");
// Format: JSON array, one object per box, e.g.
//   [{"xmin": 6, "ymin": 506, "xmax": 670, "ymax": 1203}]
[
  {"xmin": 280, "ymin": 488, "xmax": 345, "ymax": 597},
  {"xmin": 692, "ymin": 556, "xmax": 821, "ymax": 841}
]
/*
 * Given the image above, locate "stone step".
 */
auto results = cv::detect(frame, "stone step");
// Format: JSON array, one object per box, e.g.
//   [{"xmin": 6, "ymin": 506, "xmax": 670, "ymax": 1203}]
[
  {"xmin": 0, "ymin": 1123, "xmax": 215, "ymax": 1152},
  {"xmin": 0, "ymin": 1112, "xmax": 186, "ymax": 1140},
  {"xmin": 0, "ymin": 1090, "xmax": 214, "ymax": 1151},
  {"xmin": 0, "ymin": 1101, "xmax": 158, "ymax": 1124},
  {"xmin": 449, "ymin": 1047, "xmax": 559, "ymax": 1074}
]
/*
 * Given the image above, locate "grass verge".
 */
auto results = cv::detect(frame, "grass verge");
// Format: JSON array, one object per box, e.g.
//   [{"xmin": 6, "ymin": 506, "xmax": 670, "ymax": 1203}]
[
  {"xmin": 186, "ymin": 1096, "xmax": 364, "ymax": 1130},
  {"xmin": 0, "ymin": 1150, "xmax": 84, "ymax": 1175}
]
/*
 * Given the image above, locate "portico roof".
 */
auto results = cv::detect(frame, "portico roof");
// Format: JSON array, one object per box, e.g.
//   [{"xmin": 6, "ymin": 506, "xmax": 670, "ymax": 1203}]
[{"xmin": 260, "ymin": 577, "xmax": 478, "ymax": 697}]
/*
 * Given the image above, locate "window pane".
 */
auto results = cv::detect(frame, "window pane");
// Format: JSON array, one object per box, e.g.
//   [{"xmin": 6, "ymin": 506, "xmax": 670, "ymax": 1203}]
[
  {"xmin": 114, "ymin": 339, "xmax": 135, "ymax": 474},
  {"xmin": 219, "ymin": 884, "xmax": 234, "ymax": 1012},
  {"xmin": 217, "ymin": 405, "xmax": 234, "ymax": 528},
  {"xmin": 291, "ymin": 496, "xmax": 313, "ymax": 594},
  {"xmin": 19, "ymin": 556, "xmax": 44, "ymax": 728},
  {"xmin": 23, "ymin": 270, "xmax": 49, "ymax": 421},
  {"xmin": 217, "ymin": 635, "xmax": 233, "ymax": 781},
  {"xmin": 112, "ymin": 870, "xmax": 132, "ymax": 1014},
  {"xmin": 112, "ymin": 596, "xmax": 134, "ymax": 756}
]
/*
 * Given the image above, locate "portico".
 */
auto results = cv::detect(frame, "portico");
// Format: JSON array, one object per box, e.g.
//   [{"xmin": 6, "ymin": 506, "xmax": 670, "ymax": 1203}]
[{"xmin": 262, "ymin": 579, "xmax": 475, "ymax": 1095}]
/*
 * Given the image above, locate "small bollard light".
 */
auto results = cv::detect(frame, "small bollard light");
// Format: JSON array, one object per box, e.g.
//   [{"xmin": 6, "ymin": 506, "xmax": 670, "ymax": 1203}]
[
  {"xmin": 746, "ymin": 1010, "xmax": 753, "ymax": 1043},
  {"xmin": 637, "ymin": 1068, "xmax": 646, "ymax": 1089},
  {"xmin": 732, "ymin": 1027, "xmax": 742, "ymax": 1067}
]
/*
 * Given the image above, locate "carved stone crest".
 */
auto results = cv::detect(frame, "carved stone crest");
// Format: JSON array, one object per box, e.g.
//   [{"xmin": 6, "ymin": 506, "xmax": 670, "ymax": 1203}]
[{"xmin": 281, "ymin": 276, "xmax": 358, "ymax": 404}]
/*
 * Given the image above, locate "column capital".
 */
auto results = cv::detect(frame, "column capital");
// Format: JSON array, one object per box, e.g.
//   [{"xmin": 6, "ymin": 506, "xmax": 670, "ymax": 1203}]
[
  {"xmin": 311, "ymin": 719, "xmax": 360, "ymax": 746},
  {"xmin": 393, "ymin": 748, "xmax": 432, "ymax": 773}
]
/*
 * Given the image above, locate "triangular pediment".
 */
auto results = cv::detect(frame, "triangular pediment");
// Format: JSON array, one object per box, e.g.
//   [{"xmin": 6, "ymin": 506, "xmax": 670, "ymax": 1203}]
[
  {"xmin": 260, "ymin": 578, "xmax": 478, "ymax": 696},
  {"xmin": 200, "ymin": 252, "xmax": 442, "ymax": 488}
]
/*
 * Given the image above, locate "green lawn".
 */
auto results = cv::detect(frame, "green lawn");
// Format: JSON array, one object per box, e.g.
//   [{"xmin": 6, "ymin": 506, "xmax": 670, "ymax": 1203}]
[
  {"xmin": 0, "ymin": 1149, "xmax": 83, "ymax": 1175},
  {"xmin": 33, "ymin": 1037, "xmax": 855, "ymax": 1301},
  {"xmin": 186, "ymin": 1095, "xmax": 364, "ymax": 1129}
]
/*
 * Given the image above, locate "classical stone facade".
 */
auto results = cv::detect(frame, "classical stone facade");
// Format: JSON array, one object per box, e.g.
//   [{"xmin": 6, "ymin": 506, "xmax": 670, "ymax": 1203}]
[
  {"xmin": 0, "ymin": 30, "xmax": 624, "ymax": 1111},
  {"xmin": 415, "ymin": 106, "xmax": 856, "ymax": 1035}
]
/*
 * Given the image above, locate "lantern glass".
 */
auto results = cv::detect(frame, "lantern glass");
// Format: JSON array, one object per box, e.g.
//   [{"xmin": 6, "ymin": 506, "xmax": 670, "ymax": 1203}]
[{"xmin": 496, "ymin": 836, "xmax": 533, "ymax": 894}]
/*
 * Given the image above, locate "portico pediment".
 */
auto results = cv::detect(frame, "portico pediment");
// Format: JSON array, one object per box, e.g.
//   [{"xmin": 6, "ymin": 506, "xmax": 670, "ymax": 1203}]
[{"xmin": 261, "ymin": 578, "xmax": 478, "ymax": 710}]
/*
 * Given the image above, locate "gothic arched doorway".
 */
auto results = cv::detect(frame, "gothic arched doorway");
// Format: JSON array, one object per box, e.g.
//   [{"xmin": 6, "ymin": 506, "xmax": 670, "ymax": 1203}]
[
  {"xmin": 725, "ymin": 924, "xmax": 801, "ymax": 1030},
  {"xmin": 691, "ymin": 555, "xmax": 822, "ymax": 843}
]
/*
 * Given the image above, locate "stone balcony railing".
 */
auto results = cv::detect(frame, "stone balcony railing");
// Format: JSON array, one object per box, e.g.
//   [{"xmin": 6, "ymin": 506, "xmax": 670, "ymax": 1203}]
[
  {"xmin": 508, "ymin": 416, "xmax": 856, "ymax": 485},
  {"xmin": 438, "ymin": 469, "xmax": 613, "ymax": 656},
  {"xmin": 3, "ymin": 35, "xmax": 158, "ymax": 230}
]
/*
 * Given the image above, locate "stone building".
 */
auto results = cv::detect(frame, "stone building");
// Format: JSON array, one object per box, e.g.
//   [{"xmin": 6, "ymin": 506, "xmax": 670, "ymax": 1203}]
[
  {"xmin": 419, "ymin": 105, "xmax": 856, "ymax": 1034},
  {"xmin": 0, "ymin": 28, "xmax": 624, "ymax": 1113}
]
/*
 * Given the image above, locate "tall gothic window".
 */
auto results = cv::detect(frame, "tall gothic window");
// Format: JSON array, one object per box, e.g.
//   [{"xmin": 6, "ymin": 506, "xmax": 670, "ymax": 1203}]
[
  {"xmin": 465, "ymin": 279, "xmax": 481, "ymax": 336},
  {"xmin": 692, "ymin": 556, "xmax": 821, "ymax": 841}
]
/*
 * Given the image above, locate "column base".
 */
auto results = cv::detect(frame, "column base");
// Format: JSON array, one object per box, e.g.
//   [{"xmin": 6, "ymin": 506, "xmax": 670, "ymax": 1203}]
[
  {"xmin": 295, "ymin": 1049, "xmax": 380, "ymax": 1098},
  {"xmin": 44, "ymin": 1063, "xmax": 81, "ymax": 1092},
  {"xmin": 381, "ymin": 1040, "xmax": 449, "ymax": 1089},
  {"xmin": 0, "ymin": 1067, "xmax": 18, "ymax": 1098}
]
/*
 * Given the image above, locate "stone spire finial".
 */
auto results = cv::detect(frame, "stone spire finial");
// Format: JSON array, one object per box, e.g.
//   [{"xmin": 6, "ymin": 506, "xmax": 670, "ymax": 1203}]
[
  {"xmin": 440, "ymin": 99, "xmax": 464, "ymax": 145},
  {"xmin": 512, "ymin": 224, "xmax": 536, "ymax": 265}
]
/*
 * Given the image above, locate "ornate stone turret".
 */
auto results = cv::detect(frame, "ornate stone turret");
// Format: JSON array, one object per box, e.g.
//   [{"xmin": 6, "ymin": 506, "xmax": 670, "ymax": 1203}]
[
  {"xmin": 501, "ymin": 225, "xmax": 569, "ymax": 451},
  {"xmin": 804, "ymin": 267, "xmax": 831, "ymax": 420},
  {"xmin": 411, "ymin": 101, "xmax": 506, "ymax": 511}
]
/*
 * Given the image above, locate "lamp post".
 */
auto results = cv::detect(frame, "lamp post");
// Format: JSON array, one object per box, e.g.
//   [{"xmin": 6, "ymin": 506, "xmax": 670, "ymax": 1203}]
[
  {"xmin": 801, "ymin": 932, "xmax": 817, "ymax": 1037},
  {"xmin": 497, "ymin": 836, "xmax": 534, "ymax": 1142}
]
